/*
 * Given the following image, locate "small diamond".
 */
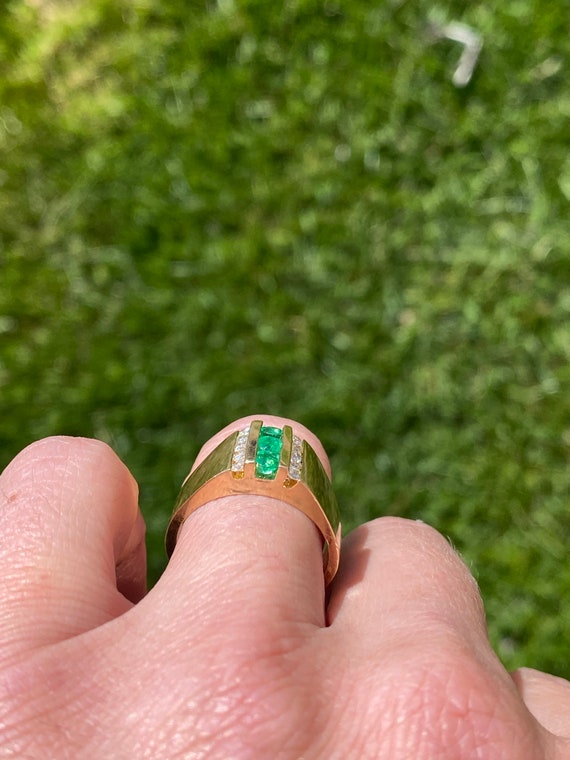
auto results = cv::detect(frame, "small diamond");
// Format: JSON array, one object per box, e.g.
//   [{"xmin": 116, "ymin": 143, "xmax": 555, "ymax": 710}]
[
  {"xmin": 288, "ymin": 435, "xmax": 303, "ymax": 480},
  {"xmin": 231, "ymin": 426, "xmax": 250, "ymax": 473}
]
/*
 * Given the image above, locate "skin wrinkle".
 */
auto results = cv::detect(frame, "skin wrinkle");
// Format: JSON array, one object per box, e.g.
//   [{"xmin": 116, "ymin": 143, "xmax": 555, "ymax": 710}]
[
  {"xmin": 0, "ymin": 632, "xmax": 154, "ymax": 758},
  {"xmin": 103, "ymin": 643, "xmax": 317, "ymax": 760},
  {"xmin": 0, "ymin": 556, "xmax": 132, "ymax": 669},
  {"xmin": 0, "ymin": 659, "xmax": 77, "ymax": 757},
  {"xmin": 324, "ymin": 636, "xmax": 546, "ymax": 760}
]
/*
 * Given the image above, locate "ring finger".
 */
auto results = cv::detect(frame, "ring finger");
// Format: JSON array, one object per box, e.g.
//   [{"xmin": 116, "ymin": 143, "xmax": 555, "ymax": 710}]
[{"xmin": 150, "ymin": 415, "xmax": 336, "ymax": 636}]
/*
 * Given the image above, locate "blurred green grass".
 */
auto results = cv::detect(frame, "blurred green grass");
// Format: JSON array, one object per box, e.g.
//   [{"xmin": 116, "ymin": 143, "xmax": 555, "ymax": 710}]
[{"xmin": 2, "ymin": 0, "xmax": 570, "ymax": 677}]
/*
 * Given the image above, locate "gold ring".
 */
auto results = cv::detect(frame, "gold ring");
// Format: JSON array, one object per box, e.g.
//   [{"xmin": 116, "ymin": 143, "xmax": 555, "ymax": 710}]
[{"xmin": 165, "ymin": 420, "xmax": 342, "ymax": 586}]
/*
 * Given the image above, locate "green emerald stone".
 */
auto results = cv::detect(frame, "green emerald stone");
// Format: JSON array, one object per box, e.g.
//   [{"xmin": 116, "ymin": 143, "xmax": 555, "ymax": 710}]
[{"xmin": 255, "ymin": 426, "xmax": 283, "ymax": 479}]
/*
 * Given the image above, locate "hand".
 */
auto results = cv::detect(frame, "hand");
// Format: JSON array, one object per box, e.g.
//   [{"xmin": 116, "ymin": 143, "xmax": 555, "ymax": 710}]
[{"xmin": 0, "ymin": 415, "xmax": 569, "ymax": 759}]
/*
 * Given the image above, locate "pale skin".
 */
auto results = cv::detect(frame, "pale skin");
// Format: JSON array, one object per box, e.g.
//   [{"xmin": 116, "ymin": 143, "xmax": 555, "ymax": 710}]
[{"xmin": 0, "ymin": 415, "xmax": 569, "ymax": 759}]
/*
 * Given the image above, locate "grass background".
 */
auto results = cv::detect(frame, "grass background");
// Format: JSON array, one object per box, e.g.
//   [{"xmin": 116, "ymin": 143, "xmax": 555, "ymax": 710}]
[{"xmin": 2, "ymin": 0, "xmax": 570, "ymax": 678}]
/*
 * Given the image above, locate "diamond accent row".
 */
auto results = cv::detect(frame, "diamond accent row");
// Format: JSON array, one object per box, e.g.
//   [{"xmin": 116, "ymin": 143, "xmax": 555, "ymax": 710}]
[
  {"xmin": 288, "ymin": 435, "xmax": 303, "ymax": 481},
  {"xmin": 231, "ymin": 426, "xmax": 251, "ymax": 473}
]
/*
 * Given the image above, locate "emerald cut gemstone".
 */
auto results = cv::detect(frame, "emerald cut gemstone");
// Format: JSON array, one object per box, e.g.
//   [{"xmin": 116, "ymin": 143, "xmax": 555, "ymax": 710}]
[{"xmin": 255, "ymin": 426, "xmax": 283, "ymax": 479}]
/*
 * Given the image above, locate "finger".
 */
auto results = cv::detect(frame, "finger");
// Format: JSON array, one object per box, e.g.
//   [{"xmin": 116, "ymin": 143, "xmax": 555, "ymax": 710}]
[
  {"xmin": 328, "ymin": 517, "xmax": 488, "ymax": 652},
  {"xmin": 155, "ymin": 415, "xmax": 331, "ymax": 633},
  {"xmin": 512, "ymin": 667, "xmax": 570, "ymax": 738},
  {"xmin": 0, "ymin": 436, "xmax": 146, "ymax": 664},
  {"xmin": 327, "ymin": 517, "xmax": 549, "ymax": 756},
  {"xmin": 329, "ymin": 517, "xmax": 486, "ymax": 642}
]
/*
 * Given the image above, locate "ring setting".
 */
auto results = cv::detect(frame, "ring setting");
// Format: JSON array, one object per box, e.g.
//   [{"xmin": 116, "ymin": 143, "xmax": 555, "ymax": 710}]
[{"xmin": 166, "ymin": 420, "xmax": 341, "ymax": 585}]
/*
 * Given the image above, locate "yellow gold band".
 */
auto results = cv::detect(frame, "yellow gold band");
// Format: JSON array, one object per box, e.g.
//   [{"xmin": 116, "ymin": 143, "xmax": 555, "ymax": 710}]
[{"xmin": 165, "ymin": 420, "xmax": 341, "ymax": 586}]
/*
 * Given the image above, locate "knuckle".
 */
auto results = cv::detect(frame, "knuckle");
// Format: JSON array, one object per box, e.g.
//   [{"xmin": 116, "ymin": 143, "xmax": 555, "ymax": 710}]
[{"xmin": 340, "ymin": 651, "xmax": 543, "ymax": 760}]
